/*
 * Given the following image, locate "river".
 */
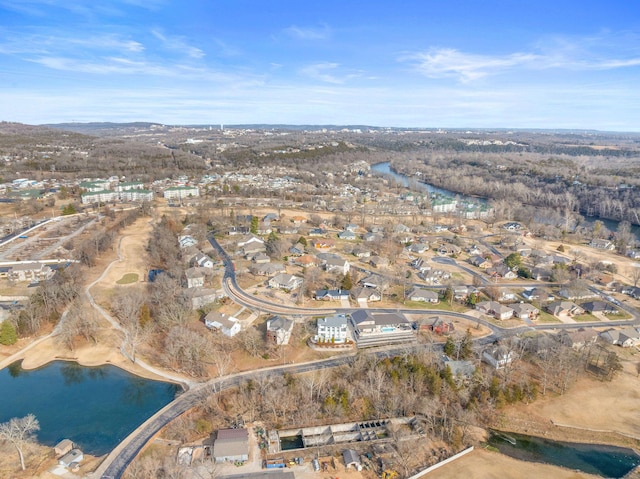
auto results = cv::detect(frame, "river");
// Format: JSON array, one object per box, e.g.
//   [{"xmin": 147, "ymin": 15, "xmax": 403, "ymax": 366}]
[
  {"xmin": 0, "ymin": 360, "xmax": 179, "ymax": 456},
  {"xmin": 372, "ymin": 161, "xmax": 639, "ymax": 240}
]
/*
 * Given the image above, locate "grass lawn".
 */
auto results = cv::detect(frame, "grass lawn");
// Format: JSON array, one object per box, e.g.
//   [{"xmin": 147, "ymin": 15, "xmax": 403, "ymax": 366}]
[
  {"xmin": 116, "ymin": 273, "xmax": 139, "ymax": 284},
  {"xmin": 536, "ymin": 311, "xmax": 562, "ymax": 323},
  {"xmin": 606, "ymin": 311, "xmax": 633, "ymax": 320},
  {"xmin": 572, "ymin": 314, "xmax": 600, "ymax": 322}
]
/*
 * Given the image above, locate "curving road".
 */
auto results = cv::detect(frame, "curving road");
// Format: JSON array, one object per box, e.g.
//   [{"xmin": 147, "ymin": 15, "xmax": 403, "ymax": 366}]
[{"xmin": 91, "ymin": 235, "xmax": 640, "ymax": 478}]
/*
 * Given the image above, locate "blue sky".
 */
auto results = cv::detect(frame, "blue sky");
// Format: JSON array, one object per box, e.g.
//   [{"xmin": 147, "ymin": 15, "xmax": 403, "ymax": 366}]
[{"xmin": 1, "ymin": 0, "xmax": 639, "ymax": 130}]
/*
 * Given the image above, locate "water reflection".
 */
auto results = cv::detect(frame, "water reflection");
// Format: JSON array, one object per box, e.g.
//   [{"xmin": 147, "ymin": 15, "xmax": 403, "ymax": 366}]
[{"xmin": 0, "ymin": 360, "xmax": 179, "ymax": 455}]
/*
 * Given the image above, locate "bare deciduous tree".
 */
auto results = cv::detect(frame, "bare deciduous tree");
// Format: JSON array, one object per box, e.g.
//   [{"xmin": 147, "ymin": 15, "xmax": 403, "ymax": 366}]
[{"xmin": 0, "ymin": 414, "xmax": 40, "ymax": 471}]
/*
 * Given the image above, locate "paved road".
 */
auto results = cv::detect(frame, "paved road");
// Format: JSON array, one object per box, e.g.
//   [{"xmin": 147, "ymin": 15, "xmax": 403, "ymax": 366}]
[{"xmin": 92, "ymin": 235, "xmax": 640, "ymax": 478}]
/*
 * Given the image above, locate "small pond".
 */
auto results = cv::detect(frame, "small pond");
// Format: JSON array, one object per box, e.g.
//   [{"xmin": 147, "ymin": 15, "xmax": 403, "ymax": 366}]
[
  {"xmin": 489, "ymin": 431, "xmax": 640, "ymax": 478},
  {"xmin": 0, "ymin": 360, "xmax": 180, "ymax": 456}
]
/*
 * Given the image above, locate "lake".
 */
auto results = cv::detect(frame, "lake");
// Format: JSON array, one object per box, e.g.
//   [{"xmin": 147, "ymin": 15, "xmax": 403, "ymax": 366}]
[
  {"xmin": 489, "ymin": 431, "xmax": 640, "ymax": 478},
  {"xmin": 0, "ymin": 360, "xmax": 180, "ymax": 456}
]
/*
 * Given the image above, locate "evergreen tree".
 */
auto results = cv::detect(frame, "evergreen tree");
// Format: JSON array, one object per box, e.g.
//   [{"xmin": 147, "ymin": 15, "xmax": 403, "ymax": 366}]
[
  {"xmin": 297, "ymin": 236, "xmax": 307, "ymax": 246},
  {"xmin": 341, "ymin": 272, "xmax": 353, "ymax": 290},
  {"xmin": 250, "ymin": 216, "xmax": 259, "ymax": 234},
  {"xmin": 443, "ymin": 336, "xmax": 455, "ymax": 357},
  {"xmin": 0, "ymin": 321, "xmax": 18, "ymax": 345}
]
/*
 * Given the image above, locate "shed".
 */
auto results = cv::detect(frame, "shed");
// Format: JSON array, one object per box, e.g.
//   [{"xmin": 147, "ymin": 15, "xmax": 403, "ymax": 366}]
[
  {"xmin": 54, "ymin": 439, "xmax": 73, "ymax": 457},
  {"xmin": 342, "ymin": 449, "xmax": 362, "ymax": 470},
  {"xmin": 213, "ymin": 428, "xmax": 249, "ymax": 463},
  {"xmin": 59, "ymin": 449, "xmax": 84, "ymax": 468}
]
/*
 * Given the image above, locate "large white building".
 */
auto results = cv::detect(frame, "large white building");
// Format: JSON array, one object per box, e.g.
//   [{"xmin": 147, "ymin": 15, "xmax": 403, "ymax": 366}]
[
  {"xmin": 164, "ymin": 186, "xmax": 200, "ymax": 199},
  {"xmin": 120, "ymin": 189, "xmax": 154, "ymax": 202},
  {"xmin": 316, "ymin": 314, "xmax": 349, "ymax": 343},
  {"xmin": 80, "ymin": 190, "xmax": 119, "ymax": 204}
]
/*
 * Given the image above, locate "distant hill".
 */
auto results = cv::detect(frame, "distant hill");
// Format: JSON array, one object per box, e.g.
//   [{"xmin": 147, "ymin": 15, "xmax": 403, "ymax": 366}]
[{"xmin": 42, "ymin": 122, "xmax": 163, "ymax": 135}]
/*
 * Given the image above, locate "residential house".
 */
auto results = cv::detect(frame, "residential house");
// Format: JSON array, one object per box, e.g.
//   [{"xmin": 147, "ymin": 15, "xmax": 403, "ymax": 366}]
[
  {"xmin": 189, "ymin": 288, "xmax": 220, "ymax": 310},
  {"xmin": 437, "ymin": 244, "xmax": 461, "ymax": 256},
  {"xmin": 213, "ymin": 428, "xmax": 249, "ymax": 463},
  {"xmin": 315, "ymin": 289, "xmax": 350, "ymax": 301},
  {"xmin": 582, "ymin": 301, "xmax": 617, "ymax": 314},
  {"xmin": 368, "ymin": 256, "xmax": 389, "ymax": 268},
  {"xmin": 289, "ymin": 243, "xmax": 306, "ymax": 256},
  {"xmin": 556, "ymin": 328, "xmax": 598, "ymax": 351},
  {"xmin": 204, "ymin": 312, "xmax": 241, "ymax": 337},
  {"xmin": 393, "ymin": 224, "xmax": 411, "ymax": 234},
  {"xmin": 363, "ymin": 232, "xmax": 382, "ymax": 242},
  {"xmin": 250, "ymin": 262, "xmax": 286, "ymax": 276},
  {"xmin": 351, "ymin": 287, "xmax": 382, "ymax": 302},
  {"xmin": 422, "ymin": 317, "xmax": 454, "ymax": 335},
  {"xmin": 310, "ymin": 238, "xmax": 335, "ymax": 250},
  {"xmin": 344, "ymin": 223, "xmax": 359, "ymax": 232},
  {"xmin": 278, "ymin": 225, "xmax": 299, "ymax": 235},
  {"xmin": 227, "ymin": 226, "xmax": 250, "ymax": 236},
  {"xmin": 522, "ymin": 288, "xmax": 553, "ymax": 302},
  {"xmin": 8, "ymin": 262, "xmax": 54, "ymax": 282},
  {"xmin": 359, "ymin": 275, "xmax": 380, "ymax": 289},
  {"xmin": 407, "ymin": 242, "xmax": 429, "ymax": 254},
  {"xmin": 475, "ymin": 301, "xmax": 514, "ymax": 320},
  {"xmin": 348, "ymin": 309, "xmax": 415, "ymax": 348},
  {"xmin": 482, "ymin": 346, "xmax": 515, "ymax": 369},
  {"xmin": 545, "ymin": 301, "xmax": 584, "ymax": 318},
  {"xmin": 316, "ymin": 314, "xmax": 349, "ymax": 343},
  {"xmin": 191, "ymin": 252, "xmax": 214, "ymax": 268},
  {"xmin": 178, "ymin": 235, "xmax": 198, "ymax": 249},
  {"xmin": 558, "ymin": 287, "xmax": 597, "ymax": 300},
  {"xmin": 251, "ymin": 252, "xmax": 270, "ymax": 264},
  {"xmin": 184, "ymin": 268, "xmax": 205, "ymax": 289},
  {"xmin": 242, "ymin": 242, "xmax": 267, "ymax": 256},
  {"xmin": 337, "ymin": 230, "xmax": 357, "ymax": 240},
  {"xmin": 487, "ymin": 264, "xmax": 517, "ymax": 280},
  {"xmin": 309, "ymin": 228, "xmax": 327, "ymax": 237},
  {"xmin": 268, "ymin": 273, "xmax": 303, "ymax": 291},
  {"xmin": 291, "ymin": 215, "xmax": 307, "ymax": 225},
  {"xmin": 237, "ymin": 234, "xmax": 264, "ymax": 248},
  {"xmin": 266, "ymin": 316, "xmax": 294, "ymax": 345},
  {"xmin": 590, "ymin": 239, "xmax": 615, "ymax": 250},
  {"xmin": 600, "ymin": 327, "xmax": 640, "ymax": 348},
  {"xmin": 291, "ymin": 255, "xmax": 317, "ymax": 268},
  {"xmin": 509, "ymin": 303, "xmax": 539, "ymax": 320},
  {"xmin": 469, "ymin": 255, "xmax": 491, "ymax": 269},
  {"xmin": 502, "ymin": 222, "xmax": 522, "ymax": 231},
  {"xmin": 352, "ymin": 247, "xmax": 372, "ymax": 258},
  {"xmin": 325, "ymin": 257, "xmax": 350, "ymax": 275},
  {"xmin": 408, "ymin": 287, "xmax": 439, "ymax": 303}
]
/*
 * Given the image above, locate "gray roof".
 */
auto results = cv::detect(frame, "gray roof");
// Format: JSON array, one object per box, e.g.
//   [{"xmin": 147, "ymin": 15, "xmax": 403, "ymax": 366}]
[
  {"xmin": 213, "ymin": 428, "xmax": 249, "ymax": 459},
  {"xmin": 350, "ymin": 310, "xmax": 408, "ymax": 326},
  {"xmin": 343, "ymin": 449, "xmax": 360, "ymax": 466}
]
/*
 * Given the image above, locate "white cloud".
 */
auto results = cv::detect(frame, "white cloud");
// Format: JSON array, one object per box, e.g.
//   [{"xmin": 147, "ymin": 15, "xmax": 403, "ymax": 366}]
[
  {"xmin": 283, "ymin": 24, "xmax": 330, "ymax": 41},
  {"xmin": 403, "ymin": 48, "xmax": 540, "ymax": 82},
  {"xmin": 300, "ymin": 62, "xmax": 362, "ymax": 84},
  {"xmin": 151, "ymin": 29, "xmax": 205, "ymax": 59}
]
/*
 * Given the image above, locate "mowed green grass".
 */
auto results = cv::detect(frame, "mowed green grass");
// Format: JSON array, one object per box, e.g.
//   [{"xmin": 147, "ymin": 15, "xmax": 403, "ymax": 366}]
[{"xmin": 116, "ymin": 273, "xmax": 139, "ymax": 284}]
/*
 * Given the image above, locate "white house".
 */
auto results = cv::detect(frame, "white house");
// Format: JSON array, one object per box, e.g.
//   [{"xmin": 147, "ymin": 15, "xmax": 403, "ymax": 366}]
[
  {"xmin": 184, "ymin": 268, "xmax": 205, "ymax": 289},
  {"xmin": 475, "ymin": 301, "xmax": 514, "ymax": 320},
  {"xmin": 204, "ymin": 311, "xmax": 241, "ymax": 337},
  {"xmin": 317, "ymin": 314, "xmax": 349, "ymax": 343},
  {"xmin": 482, "ymin": 346, "xmax": 515, "ymax": 369},
  {"xmin": 268, "ymin": 273, "xmax": 303, "ymax": 291},
  {"xmin": 192, "ymin": 252, "xmax": 214, "ymax": 268},
  {"xmin": 408, "ymin": 287, "xmax": 439, "ymax": 303},
  {"xmin": 266, "ymin": 316, "xmax": 294, "ymax": 345}
]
